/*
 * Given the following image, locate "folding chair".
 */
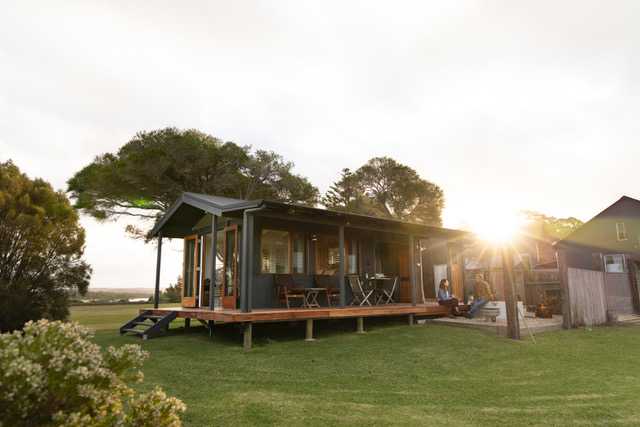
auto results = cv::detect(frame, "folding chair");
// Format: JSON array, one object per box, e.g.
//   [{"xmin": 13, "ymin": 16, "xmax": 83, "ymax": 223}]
[
  {"xmin": 348, "ymin": 275, "xmax": 372, "ymax": 306},
  {"xmin": 374, "ymin": 277, "xmax": 397, "ymax": 305}
]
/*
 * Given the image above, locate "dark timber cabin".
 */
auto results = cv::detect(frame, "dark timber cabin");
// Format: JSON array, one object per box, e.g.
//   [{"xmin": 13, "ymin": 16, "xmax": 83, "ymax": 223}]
[{"xmin": 122, "ymin": 192, "xmax": 473, "ymax": 346}]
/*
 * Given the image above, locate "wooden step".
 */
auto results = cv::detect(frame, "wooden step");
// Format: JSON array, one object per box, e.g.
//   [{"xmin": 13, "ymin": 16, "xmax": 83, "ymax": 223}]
[{"xmin": 143, "ymin": 315, "xmax": 166, "ymax": 320}]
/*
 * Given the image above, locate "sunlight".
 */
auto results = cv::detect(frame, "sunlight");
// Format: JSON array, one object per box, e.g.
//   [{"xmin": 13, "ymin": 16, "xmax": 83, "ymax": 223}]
[{"xmin": 469, "ymin": 210, "xmax": 521, "ymax": 243}]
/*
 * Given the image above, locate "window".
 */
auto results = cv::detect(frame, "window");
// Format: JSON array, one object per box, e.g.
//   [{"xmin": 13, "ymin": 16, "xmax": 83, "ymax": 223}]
[
  {"xmin": 616, "ymin": 223, "xmax": 628, "ymax": 241},
  {"xmin": 315, "ymin": 234, "xmax": 359, "ymax": 275},
  {"xmin": 347, "ymin": 238, "xmax": 359, "ymax": 275},
  {"xmin": 604, "ymin": 254, "xmax": 626, "ymax": 273},
  {"xmin": 292, "ymin": 232, "xmax": 306, "ymax": 274},
  {"xmin": 260, "ymin": 229, "xmax": 307, "ymax": 274}
]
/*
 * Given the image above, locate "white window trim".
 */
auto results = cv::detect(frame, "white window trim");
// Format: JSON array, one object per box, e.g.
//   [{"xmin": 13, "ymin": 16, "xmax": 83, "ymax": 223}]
[{"xmin": 616, "ymin": 222, "xmax": 628, "ymax": 241}]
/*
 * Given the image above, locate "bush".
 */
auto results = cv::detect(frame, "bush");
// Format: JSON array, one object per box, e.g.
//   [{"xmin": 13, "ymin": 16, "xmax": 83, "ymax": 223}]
[
  {"xmin": 149, "ymin": 293, "xmax": 171, "ymax": 304},
  {"xmin": 0, "ymin": 320, "xmax": 185, "ymax": 426}
]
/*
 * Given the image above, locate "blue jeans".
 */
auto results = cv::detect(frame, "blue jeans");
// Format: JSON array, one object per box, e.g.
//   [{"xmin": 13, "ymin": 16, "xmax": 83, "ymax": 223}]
[{"xmin": 469, "ymin": 298, "xmax": 488, "ymax": 317}]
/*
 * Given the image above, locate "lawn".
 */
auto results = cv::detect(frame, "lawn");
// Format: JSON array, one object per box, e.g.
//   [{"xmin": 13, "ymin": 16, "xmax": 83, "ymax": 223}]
[{"xmin": 70, "ymin": 305, "xmax": 640, "ymax": 426}]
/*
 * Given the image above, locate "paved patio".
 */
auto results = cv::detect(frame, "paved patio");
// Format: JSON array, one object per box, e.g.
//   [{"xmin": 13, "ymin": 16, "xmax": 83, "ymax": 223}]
[{"xmin": 421, "ymin": 312, "xmax": 640, "ymax": 337}]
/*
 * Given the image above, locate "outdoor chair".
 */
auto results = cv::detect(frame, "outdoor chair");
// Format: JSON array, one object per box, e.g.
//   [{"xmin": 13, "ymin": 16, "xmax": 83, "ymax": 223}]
[
  {"xmin": 374, "ymin": 277, "xmax": 397, "ymax": 305},
  {"xmin": 348, "ymin": 275, "xmax": 372, "ymax": 306},
  {"xmin": 275, "ymin": 274, "xmax": 307, "ymax": 309},
  {"xmin": 315, "ymin": 274, "xmax": 340, "ymax": 307}
]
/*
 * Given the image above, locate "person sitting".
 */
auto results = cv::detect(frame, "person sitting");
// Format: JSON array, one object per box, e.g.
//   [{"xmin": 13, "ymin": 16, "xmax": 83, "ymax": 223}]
[
  {"xmin": 467, "ymin": 274, "xmax": 498, "ymax": 319},
  {"xmin": 437, "ymin": 279, "xmax": 460, "ymax": 318}
]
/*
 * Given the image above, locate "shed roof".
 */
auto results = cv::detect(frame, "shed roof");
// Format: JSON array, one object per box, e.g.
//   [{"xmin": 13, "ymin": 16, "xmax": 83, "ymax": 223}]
[{"xmin": 151, "ymin": 192, "xmax": 473, "ymax": 241}]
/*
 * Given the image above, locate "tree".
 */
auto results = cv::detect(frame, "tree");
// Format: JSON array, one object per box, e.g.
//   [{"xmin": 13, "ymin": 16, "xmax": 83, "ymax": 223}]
[
  {"xmin": 518, "ymin": 210, "xmax": 584, "ymax": 241},
  {"xmin": 164, "ymin": 276, "xmax": 182, "ymax": 303},
  {"xmin": 67, "ymin": 127, "xmax": 319, "ymax": 240},
  {"xmin": 0, "ymin": 161, "xmax": 91, "ymax": 332},
  {"xmin": 323, "ymin": 157, "xmax": 445, "ymax": 226}
]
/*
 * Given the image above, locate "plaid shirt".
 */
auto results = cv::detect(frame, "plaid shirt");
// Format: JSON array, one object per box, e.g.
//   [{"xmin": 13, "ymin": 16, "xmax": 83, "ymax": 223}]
[{"xmin": 473, "ymin": 280, "xmax": 494, "ymax": 301}]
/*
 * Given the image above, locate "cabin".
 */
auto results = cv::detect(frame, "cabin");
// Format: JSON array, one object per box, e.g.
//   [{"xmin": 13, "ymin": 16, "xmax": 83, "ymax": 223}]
[
  {"xmin": 121, "ymin": 192, "xmax": 473, "ymax": 346},
  {"xmin": 554, "ymin": 196, "xmax": 640, "ymax": 326}
]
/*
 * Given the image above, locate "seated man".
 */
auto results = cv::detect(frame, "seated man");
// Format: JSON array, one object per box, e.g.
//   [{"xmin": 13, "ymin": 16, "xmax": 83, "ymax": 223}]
[{"xmin": 467, "ymin": 274, "xmax": 498, "ymax": 318}]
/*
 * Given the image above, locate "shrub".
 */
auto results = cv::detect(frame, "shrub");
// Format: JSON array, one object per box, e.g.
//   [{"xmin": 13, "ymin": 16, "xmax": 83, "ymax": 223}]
[{"xmin": 0, "ymin": 320, "xmax": 185, "ymax": 426}]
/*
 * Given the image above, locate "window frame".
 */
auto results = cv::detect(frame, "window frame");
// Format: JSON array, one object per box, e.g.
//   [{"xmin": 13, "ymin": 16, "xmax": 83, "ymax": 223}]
[
  {"xmin": 604, "ymin": 254, "xmax": 627, "ymax": 273},
  {"xmin": 616, "ymin": 222, "xmax": 628, "ymax": 241},
  {"xmin": 259, "ymin": 228, "xmax": 308, "ymax": 275}
]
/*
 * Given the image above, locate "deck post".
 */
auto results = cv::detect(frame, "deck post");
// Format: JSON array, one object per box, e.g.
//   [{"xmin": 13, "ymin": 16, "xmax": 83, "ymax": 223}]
[
  {"xmin": 339, "ymin": 225, "xmax": 346, "ymax": 309},
  {"xmin": 209, "ymin": 215, "xmax": 217, "ymax": 310},
  {"xmin": 243, "ymin": 322, "xmax": 252, "ymax": 349},
  {"xmin": 409, "ymin": 234, "xmax": 416, "ymax": 307},
  {"xmin": 305, "ymin": 319, "xmax": 315, "ymax": 341},
  {"xmin": 557, "ymin": 250, "xmax": 573, "ymax": 329},
  {"xmin": 356, "ymin": 316, "xmax": 365, "ymax": 333},
  {"xmin": 185, "ymin": 318, "xmax": 190, "ymax": 328},
  {"xmin": 408, "ymin": 314, "xmax": 414, "ymax": 325},
  {"xmin": 154, "ymin": 230, "xmax": 163, "ymax": 309},
  {"xmin": 502, "ymin": 245, "xmax": 520, "ymax": 340}
]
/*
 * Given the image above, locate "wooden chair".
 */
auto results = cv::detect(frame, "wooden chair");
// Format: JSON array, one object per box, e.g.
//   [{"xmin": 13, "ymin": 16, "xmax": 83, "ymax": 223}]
[
  {"xmin": 348, "ymin": 275, "xmax": 372, "ymax": 306},
  {"xmin": 315, "ymin": 274, "xmax": 340, "ymax": 307},
  {"xmin": 374, "ymin": 277, "xmax": 398, "ymax": 305},
  {"xmin": 275, "ymin": 274, "xmax": 307, "ymax": 309}
]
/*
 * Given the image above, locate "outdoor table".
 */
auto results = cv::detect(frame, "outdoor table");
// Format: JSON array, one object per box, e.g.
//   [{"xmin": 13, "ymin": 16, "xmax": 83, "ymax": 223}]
[{"xmin": 305, "ymin": 288, "xmax": 325, "ymax": 308}]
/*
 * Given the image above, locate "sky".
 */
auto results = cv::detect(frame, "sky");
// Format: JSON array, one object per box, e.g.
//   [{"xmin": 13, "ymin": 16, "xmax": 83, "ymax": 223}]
[{"xmin": 1, "ymin": 1, "xmax": 639, "ymax": 290}]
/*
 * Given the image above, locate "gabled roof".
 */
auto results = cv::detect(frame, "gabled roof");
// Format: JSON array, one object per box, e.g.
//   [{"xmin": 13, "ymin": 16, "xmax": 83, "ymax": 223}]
[
  {"xmin": 554, "ymin": 195, "xmax": 640, "ymax": 250},
  {"xmin": 151, "ymin": 192, "xmax": 474, "ymax": 240}
]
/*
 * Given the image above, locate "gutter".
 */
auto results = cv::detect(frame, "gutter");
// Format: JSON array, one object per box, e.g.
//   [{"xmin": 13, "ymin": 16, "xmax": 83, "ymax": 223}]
[{"xmin": 240, "ymin": 203, "xmax": 267, "ymax": 313}]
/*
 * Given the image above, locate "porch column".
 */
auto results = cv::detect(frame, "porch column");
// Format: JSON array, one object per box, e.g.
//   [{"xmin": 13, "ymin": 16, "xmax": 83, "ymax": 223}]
[
  {"xmin": 209, "ymin": 215, "xmax": 217, "ymax": 310},
  {"xmin": 557, "ymin": 250, "xmax": 573, "ymax": 329},
  {"xmin": 154, "ymin": 230, "xmax": 163, "ymax": 309},
  {"xmin": 339, "ymin": 224, "xmax": 346, "ymax": 309},
  {"xmin": 240, "ymin": 214, "xmax": 250, "ymax": 313},
  {"xmin": 241, "ymin": 205, "xmax": 265, "ymax": 314},
  {"xmin": 409, "ymin": 234, "xmax": 416, "ymax": 306}
]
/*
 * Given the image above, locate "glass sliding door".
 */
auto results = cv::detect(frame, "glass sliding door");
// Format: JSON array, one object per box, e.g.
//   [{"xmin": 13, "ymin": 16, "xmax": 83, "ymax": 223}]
[{"xmin": 222, "ymin": 225, "xmax": 238, "ymax": 308}]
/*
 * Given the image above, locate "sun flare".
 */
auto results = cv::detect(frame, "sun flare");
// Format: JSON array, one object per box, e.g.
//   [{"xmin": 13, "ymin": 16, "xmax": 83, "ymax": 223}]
[{"xmin": 470, "ymin": 211, "xmax": 521, "ymax": 243}]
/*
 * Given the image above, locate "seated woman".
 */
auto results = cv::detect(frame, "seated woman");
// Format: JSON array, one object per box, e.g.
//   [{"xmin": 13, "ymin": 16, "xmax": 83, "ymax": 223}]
[{"xmin": 437, "ymin": 279, "xmax": 460, "ymax": 318}]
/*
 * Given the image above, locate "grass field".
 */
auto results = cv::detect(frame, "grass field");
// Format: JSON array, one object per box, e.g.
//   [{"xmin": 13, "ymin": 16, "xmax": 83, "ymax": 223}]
[{"xmin": 70, "ymin": 304, "xmax": 640, "ymax": 426}]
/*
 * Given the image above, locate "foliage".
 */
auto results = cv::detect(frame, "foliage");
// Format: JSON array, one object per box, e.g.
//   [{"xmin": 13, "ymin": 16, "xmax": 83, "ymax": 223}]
[
  {"xmin": 163, "ymin": 276, "xmax": 182, "ymax": 303},
  {"xmin": 149, "ymin": 293, "xmax": 171, "ymax": 303},
  {"xmin": 323, "ymin": 157, "xmax": 445, "ymax": 226},
  {"xmin": 0, "ymin": 319, "xmax": 185, "ymax": 426},
  {"xmin": 67, "ymin": 127, "xmax": 319, "ymax": 240},
  {"xmin": 0, "ymin": 160, "xmax": 91, "ymax": 333},
  {"xmin": 518, "ymin": 210, "xmax": 584, "ymax": 241}
]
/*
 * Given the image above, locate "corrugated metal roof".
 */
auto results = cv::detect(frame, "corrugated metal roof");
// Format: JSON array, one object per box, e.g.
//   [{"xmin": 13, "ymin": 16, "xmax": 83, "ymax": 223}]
[{"xmin": 151, "ymin": 192, "xmax": 473, "ymax": 240}]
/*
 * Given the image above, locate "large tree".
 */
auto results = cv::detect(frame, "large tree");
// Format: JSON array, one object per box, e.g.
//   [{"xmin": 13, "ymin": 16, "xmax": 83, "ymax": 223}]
[
  {"xmin": 0, "ymin": 160, "xmax": 91, "ymax": 332},
  {"xmin": 68, "ymin": 127, "xmax": 319, "ymax": 239},
  {"xmin": 324, "ymin": 157, "xmax": 445, "ymax": 226}
]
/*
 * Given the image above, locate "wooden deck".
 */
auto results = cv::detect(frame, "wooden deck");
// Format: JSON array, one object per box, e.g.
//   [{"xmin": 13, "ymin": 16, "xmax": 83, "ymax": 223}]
[{"xmin": 143, "ymin": 301, "xmax": 463, "ymax": 323}]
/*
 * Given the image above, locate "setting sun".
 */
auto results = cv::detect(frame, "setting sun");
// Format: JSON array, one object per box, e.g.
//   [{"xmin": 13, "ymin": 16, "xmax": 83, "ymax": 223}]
[{"xmin": 469, "ymin": 211, "xmax": 521, "ymax": 243}]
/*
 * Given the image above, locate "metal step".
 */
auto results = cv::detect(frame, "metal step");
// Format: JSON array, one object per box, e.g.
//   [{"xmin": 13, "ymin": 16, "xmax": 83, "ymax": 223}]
[
  {"xmin": 120, "ymin": 310, "xmax": 177, "ymax": 340},
  {"xmin": 132, "ymin": 322, "xmax": 153, "ymax": 327},
  {"xmin": 121, "ymin": 328, "xmax": 144, "ymax": 334}
]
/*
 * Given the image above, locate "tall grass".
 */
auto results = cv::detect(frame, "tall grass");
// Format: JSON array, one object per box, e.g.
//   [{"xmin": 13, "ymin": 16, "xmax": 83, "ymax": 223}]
[{"xmin": 70, "ymin": 305, "xmax": 640, "ymax": 426}]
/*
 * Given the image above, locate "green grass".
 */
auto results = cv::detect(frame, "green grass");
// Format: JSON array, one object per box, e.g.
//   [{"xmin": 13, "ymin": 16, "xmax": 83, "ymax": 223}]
[{"xmin": 70, "ymin": 305, "xmax": 640, "ymax": 426}]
